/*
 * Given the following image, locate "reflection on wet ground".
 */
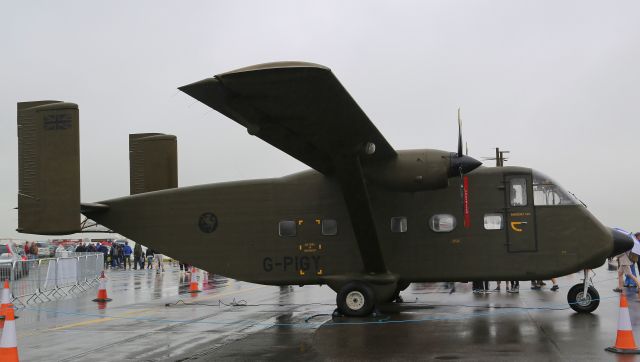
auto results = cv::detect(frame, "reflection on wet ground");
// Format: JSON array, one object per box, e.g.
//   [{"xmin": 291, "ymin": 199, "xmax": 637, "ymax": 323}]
[{"xmin": 14, "ymin": 264, "xmax": 640, "ymax": 361}]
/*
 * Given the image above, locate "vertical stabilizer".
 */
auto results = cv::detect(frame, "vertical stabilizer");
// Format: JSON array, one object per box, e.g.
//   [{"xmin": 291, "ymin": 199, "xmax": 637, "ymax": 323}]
[
  {"xmin": 129, "ymin": 133, "xmax": 178, "ymax": 195},
  {"xmin": 17, "ymin": 101, "xmax": 80, "ymax": 235}
]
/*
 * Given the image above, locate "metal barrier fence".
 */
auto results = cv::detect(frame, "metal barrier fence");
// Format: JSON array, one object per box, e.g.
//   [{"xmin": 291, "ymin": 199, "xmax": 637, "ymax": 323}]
[{"xmin": 0, "ymin": 253, "xmax": 104, "ymax": 306}]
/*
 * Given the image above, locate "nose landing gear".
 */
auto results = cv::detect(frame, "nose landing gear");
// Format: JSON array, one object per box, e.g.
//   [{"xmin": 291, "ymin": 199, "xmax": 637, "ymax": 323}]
[{"xmin": 567, "ymin": 269, "xmax": 600, "ymax": 313}]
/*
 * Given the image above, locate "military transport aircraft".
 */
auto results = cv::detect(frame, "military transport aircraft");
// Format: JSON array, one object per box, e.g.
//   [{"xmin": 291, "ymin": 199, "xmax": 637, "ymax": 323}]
[{"xmin": 17, "ymin": 62, "xmax": 633, "ymax": 317}]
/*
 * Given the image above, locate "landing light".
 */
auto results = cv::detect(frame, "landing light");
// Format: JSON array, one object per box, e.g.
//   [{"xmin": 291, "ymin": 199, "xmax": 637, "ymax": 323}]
[{"xmin": 364, "ymin": 142, "xmax": 376, "ymax": 155}]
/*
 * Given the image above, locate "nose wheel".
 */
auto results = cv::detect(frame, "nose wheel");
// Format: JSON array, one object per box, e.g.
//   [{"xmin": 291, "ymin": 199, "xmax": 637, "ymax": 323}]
[{"xmin": 567, "ymin": 271, "xmax": 600, "ymax": 313}]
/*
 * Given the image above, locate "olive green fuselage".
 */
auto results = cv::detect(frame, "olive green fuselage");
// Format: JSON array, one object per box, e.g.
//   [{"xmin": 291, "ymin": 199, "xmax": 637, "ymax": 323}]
[{"xmin": 86, "ymin": 163, "xmax": 612, "ymax": 291}]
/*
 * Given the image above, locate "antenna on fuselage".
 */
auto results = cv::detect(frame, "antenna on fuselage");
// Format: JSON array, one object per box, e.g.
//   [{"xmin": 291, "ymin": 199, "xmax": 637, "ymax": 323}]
[{"xmin": 482, "ymin": 147, "xmax": 510, "ymax": 167}]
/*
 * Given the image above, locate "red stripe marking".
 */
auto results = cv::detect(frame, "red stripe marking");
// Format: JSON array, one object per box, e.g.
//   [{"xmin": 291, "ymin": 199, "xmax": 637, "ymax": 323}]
[{"xmin": 463, "ymin": 176, "xmax": 470, "ymax": 228}]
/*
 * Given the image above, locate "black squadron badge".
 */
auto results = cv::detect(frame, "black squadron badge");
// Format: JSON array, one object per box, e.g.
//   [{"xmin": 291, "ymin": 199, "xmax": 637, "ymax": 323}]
[{"xmin": 198, "ymin": 212, "xmax": 218, "ymax": 233}]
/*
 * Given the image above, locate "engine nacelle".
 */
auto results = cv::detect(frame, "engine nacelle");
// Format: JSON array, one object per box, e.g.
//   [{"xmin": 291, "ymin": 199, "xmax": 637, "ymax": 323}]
[
  {"xmin": 363, "ymin": 149, "xmax": 451, "ymax": 191},
  {"xmin": 363, "ymin": 149, "xmax": 482, "ymax": 192}
]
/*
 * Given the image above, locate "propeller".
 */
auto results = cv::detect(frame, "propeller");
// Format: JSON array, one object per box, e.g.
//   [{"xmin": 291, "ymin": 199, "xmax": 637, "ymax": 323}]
[
  {"xmin": 448, "ymin": 108, "xmax": 482, "ymax": 177},
  {"xmin": 457, "ymin": 108, "xmax": 463, "ymax": 157}
]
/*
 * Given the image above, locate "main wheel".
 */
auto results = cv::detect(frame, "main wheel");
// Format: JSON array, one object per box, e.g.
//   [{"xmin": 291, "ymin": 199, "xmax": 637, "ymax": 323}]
[
  {"xmin": 336, "ymin": 282, "xmax": 375, "ymax": 317},
  {"xmin": 567, "ymin": 283, "xmax": 600, "ymax": 313}
]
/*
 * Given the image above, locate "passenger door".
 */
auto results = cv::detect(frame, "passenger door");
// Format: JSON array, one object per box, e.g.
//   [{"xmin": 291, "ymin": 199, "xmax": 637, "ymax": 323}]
[{"xmin": 505, "ymin": 174, "xmax": 537, "ymax": 252}]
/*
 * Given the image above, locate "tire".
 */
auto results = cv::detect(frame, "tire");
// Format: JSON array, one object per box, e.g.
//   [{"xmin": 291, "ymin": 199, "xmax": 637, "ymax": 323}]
[
  {"xmin": 336, "ymin": 282, "xmax": 376, "ymax": 317},
  {"xmin": 567, "ymin": 283, "xmax": 600, "ymax": 313}
]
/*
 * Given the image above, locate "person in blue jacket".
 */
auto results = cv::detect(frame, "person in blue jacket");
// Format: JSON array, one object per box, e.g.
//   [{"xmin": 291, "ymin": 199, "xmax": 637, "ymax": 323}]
[{"xmin": 123, "ymin": 241, "xmax": 133, "ymax": 270}]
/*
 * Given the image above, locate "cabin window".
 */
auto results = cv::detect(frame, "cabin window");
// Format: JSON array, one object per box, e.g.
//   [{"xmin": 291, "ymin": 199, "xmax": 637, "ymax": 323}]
[
  {"xmin": 321, "ymin": 219, "xmax": 338, "ymax": 236},
  {"xmin": 510, "ymin": 178, "xmax": 527, "ymax": 206},
  {"xmin": 484, "ymin": 213, "xmax": 504, "ymax": 230},
  {"xmin": 278, "ymin": 220, "xmax": 297, "ymax": 237},
  {"xmin": 429, "ymin": 214, "xmax": 456, "ymax": 232},
  {"xmin": 390, "ymin": 217, "xmax": 407, "ymax": 233}
]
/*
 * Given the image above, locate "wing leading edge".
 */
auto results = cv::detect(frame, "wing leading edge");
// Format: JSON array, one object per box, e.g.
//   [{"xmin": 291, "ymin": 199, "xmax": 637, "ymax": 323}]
[
  {"xmin": 179, "ymin": 61, "xmax": 396, "ymax": 174},
  {"xmin": 180, "ymin": 61, "xmax": 391, "ymax": 274}
]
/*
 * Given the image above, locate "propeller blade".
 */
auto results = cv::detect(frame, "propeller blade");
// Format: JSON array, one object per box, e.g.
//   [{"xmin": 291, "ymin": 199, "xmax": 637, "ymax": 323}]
[
  {"xmin": 457, "ymin": 108, "xmax": 463, "ymax": 157},
  {"xmin": 448, "ymin": 108, "xmax": 482, "ymax": 176}
]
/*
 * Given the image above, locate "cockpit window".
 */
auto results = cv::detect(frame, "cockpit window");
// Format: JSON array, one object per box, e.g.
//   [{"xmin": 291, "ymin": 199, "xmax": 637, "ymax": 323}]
[
  {"xmin": 510, "ymin": 178, "xmax": 527, "ymax": 206},
  {"xmin": 532, "ymin": 171, "xmax": 579, "ymax": 206}
]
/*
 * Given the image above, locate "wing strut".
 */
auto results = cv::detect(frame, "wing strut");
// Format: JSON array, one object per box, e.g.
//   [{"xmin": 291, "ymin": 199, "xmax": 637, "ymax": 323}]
[{"xmin": 335, "ymin": 156, "xmax": 387, "ymax": 274}]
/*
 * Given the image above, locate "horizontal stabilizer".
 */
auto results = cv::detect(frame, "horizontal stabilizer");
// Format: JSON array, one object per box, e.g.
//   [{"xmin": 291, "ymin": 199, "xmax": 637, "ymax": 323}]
[
  {"xmin": 17, "ymin": 101, "xmax": 80, "ymax": 235},
  {"xmin": 129, "ymin": 133, "xmax": 178, "ymax": 195}
]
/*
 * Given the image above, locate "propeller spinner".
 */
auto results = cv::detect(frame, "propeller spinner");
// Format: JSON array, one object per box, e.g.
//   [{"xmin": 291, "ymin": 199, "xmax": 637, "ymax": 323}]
[{"xmin": 448, "ymin": 109, "xmax": 482, "ymax": 177}]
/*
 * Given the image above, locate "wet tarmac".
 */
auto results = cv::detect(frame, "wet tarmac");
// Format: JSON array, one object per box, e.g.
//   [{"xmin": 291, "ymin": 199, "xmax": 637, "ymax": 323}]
[{"xmin": 14, "ymin": 263, "xmax": 640, "ymax": 361}]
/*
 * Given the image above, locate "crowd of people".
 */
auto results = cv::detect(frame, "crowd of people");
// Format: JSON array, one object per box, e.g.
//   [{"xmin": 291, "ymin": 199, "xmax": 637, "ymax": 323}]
[
  {"xmin": 45, "ymin": 241, "xmax": 170, "ymax": 273},
  {"xmin": 23, "ymin": 241, "xmax": 40, "ymax": 259},
  {"xmin": 613, "ymin": 231, "xmax": 640, "ymax": 295},
  {"xmin": 467, "ymin": 278, "xmax": 559, "ymax": 294},
  {"xmin": 44, "ymin": 240, "xmax": 192, "ymax": 275},
  {"xmin": 99, "ymin": 242, "xmax": 165, "ymax": 272}
]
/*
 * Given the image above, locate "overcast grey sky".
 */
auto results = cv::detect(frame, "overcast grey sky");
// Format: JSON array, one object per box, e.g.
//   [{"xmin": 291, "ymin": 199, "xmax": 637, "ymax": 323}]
[{"xmin": 1, "ymin": 0, "xmax": 639, "ymax": 240}]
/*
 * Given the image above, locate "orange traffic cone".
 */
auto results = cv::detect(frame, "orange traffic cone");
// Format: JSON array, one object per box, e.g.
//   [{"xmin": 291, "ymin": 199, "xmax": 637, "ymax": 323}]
[
  {"xmin": 92, "ymin": 271, "xmax": 112, "ymax": 302},
  {"xmin": 606, "ymin": 294, "xmax": 640, "ymax": 354},
  {"xmin": 0, "ymin": 279, "xmax": 12, "ymax": 328},
  {"xmin": 189, "ymin": 267, "xmax": 201, "ymax": 293},
  {"xmin": 0, "ymin": 307, "xmax": 19, "ymax": 362}
]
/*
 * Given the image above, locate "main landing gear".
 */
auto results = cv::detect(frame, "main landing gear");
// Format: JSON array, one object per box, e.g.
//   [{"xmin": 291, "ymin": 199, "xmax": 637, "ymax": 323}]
[
  {"xmin": 334, "ymin": 280, "xmax": 398, "ymax": 317},
  {"xmin": 336, "ymin": 282, "xmax": 376, "ymax": 317},
  {"xmin": 567, "ymin": 269, "xmax": 600, "ymax": 313}
]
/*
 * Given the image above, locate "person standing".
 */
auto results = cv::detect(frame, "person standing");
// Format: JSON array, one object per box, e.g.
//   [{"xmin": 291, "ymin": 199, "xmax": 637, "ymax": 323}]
[
  {"xmin": 472, "ymin": 280, "xmax": 481, "ymax": 294},
  {"xmin": 146, "ymin": 249, "xmax": 155, "ymax": 269},
  {"xmin": 133, "ymin": 243, "xmax": 143, "ymax": 270},
  {"xmin": 123, "ymin": 242, "xmax": 132, "ymax": 270},
  {"xmin": 154, "ymin": 252, "xmax": 164, "ymax": 274},
  {"xmin": 112, "ymin": 244, "xmax": 121, "ymax": 268},
  {"xmin": 97, "ymin": 243, "xmax": 109, "ymax": 269},
  {"xmin": 29, "ymin": 242, "xmax": 39, "ymax": 259},
  {"xmin": 508, "ymin": 280, "xmax": 519, "ymax": 293},
  {"xmin": 614, "ymin": 250, "xmax": 640, "ymax": 295},
  {"xmin": 117, "ymin": 244, "xmax": 124, "ymax": 267},
  {"xmin": 108, "ymin": 245, "xmax": 114, "ymax": 268},
  {"xmin": 494, "ymin": 281, "xmax": 509, "ymax": 292}
]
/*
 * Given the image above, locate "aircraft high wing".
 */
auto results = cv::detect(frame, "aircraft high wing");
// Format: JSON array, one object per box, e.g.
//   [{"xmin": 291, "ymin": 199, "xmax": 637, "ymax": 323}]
[
  {"xmin": 180, "ymin": 61, "xmax": 400, "ymax": 273},
  {"xmin": 179, "ymin": 61, "xmax": 397, "ymax": 175}
]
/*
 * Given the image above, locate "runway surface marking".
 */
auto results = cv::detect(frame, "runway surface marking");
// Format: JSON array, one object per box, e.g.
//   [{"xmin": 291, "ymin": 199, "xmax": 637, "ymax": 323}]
[{"xmin": 41, "ymin": 284, "xmax": 269, "ymax": 332}]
